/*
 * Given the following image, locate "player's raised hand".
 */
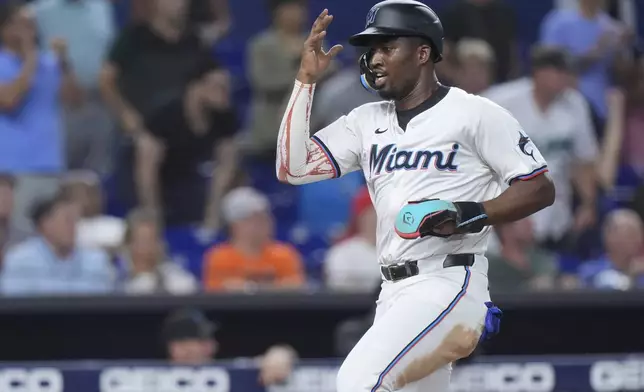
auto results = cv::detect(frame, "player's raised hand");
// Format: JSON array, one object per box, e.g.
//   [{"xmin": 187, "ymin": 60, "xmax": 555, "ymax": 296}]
[{"xmin": 296, "ymin": 9, "xmax": 343, "ymax": 84}]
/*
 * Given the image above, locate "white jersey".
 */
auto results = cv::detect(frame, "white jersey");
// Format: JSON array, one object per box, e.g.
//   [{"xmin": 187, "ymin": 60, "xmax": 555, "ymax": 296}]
[
  {"xmin": 482, "ymin": 78, "xmax": 598, "ymax": 241},
  {"xmin": 276, "ymin": 82, "xmax": 548, "ymax": 266}
]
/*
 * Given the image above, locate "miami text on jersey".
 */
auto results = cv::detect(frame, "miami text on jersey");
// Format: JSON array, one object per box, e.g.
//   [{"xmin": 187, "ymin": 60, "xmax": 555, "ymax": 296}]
[{"xmin": 369, "ymin": 143, "xmax": 460, "ymax": 175}]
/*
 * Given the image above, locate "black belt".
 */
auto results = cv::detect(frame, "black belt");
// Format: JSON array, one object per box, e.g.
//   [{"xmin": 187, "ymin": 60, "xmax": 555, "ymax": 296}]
[{"xmin": 380, "ymin": 254, "xmax": 476, "ymax": 282}]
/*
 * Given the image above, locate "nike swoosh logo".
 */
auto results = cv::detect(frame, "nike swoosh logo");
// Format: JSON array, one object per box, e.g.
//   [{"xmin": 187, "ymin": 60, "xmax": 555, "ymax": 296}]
[{"xmin": 375, "ymin": 128, "xmax": 388, "ymax": 134}]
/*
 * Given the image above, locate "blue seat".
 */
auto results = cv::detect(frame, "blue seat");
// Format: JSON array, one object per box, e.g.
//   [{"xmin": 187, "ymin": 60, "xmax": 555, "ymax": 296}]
[
  {"xmin": 245, "ymin": 160, "xmax": 300, "ymax": 227},
  {"xmin": 214, "ymin": 38, "xmax": 246, "ymax": 73},
  {"xmin": 600, "ymin": 165, "xmax": 642, "ymax": 213},
  {"xmin": 102, "ymin": 173, "xmax": 129, "ymax": 219},
  {"xmin": 164, "ymin": 226, "xmax": 224, "ymax": 280},
  {"xmin": 297, "ymin": 171, "xmax": 365, "ymax": 238},
  {"xmin": 285, "ymin": 223, "xmax": 330, "ymax": 284},
  {"xmin": 212, "ymin": 38, "xmax": 251, "ymax": 123}
]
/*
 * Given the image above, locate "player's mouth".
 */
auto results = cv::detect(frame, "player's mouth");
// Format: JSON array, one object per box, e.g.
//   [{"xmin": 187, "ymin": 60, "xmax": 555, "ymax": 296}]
[{"xmin": 374, "ymin": 72, "xmax": 388, "ymax": 88}]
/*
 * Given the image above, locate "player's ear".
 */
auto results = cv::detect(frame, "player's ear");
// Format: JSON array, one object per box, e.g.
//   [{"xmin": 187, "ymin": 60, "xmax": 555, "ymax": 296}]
[{"xmin": 418, "ymin": 44, "xmax": 431, "ymax": 66}]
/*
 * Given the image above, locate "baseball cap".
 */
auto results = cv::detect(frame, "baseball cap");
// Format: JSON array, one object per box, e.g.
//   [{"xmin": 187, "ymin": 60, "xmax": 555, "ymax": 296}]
[
  {"xmin": 161, "ymin": 308, "xmax": 217, "ymax": 343},
  {"xmin": 221, "ymin": 187, "xmax": 270, "ymax": 224},
  {"xmin": 530, "ymin": 45, "xmax": 577, "ymax": 73}
]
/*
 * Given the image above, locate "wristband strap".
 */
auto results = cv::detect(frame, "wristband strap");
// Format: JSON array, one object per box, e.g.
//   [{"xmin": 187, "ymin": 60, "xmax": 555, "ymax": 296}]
[{"xmin": 454, "ymin": 202, "xmax": 488, "ymax": 233}]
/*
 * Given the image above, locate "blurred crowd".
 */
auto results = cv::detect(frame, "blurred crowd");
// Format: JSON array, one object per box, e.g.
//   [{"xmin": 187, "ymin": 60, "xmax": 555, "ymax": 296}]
[
  {"xmin": 158, "ymin": 307, "xmax": 298, "ymax": 385},
  {"xmin": 0, "ymin": 0, "xmax": 642, "ymax": 299}
]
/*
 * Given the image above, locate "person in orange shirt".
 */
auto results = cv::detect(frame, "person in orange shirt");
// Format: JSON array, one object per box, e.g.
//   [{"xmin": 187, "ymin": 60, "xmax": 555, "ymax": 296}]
[{"xmin": 203, "ymin": 187, "xmax": 306, "ymax": 291}]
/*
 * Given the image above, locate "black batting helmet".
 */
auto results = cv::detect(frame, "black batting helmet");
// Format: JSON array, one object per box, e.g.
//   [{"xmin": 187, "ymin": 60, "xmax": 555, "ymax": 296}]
[{"xmin": 349, "ymin": 0, "xmax": 444, "ymax": 92}]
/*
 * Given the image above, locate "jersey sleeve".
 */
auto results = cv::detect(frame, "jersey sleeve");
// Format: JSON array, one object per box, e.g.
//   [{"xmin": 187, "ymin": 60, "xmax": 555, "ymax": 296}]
[
  {"xmin": 310, "ymin": 108, "xmax": 362, "ymax": 177},
  {"xmin": 475, "ymin": 100, "xmax": 549, "ymax": 185}
]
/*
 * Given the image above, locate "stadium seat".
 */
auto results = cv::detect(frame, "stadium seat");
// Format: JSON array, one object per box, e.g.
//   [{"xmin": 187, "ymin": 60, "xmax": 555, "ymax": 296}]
[
  {"xmin": 297, "ymin": 171, "xmax": 365, "ymax": 238},
  {"xmin": 286, "ymin": 223, "xmax": 330, "ymax": 284},
  {"xmin": 164, "ymin": 226, "xmax": 224, "ymax": 280},
  {"xmin": 244, "ymin": 160, "xmax": 300, "ymax": 227},
  {"xmin": 600, "ymin": 165, "xmax": 642, "ymax": 213}
]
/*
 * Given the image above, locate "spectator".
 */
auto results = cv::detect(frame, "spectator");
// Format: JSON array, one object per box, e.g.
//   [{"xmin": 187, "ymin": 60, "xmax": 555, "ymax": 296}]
[
  {"xmin": 487, "ymin": 218, "xmax": 558, "ymax": 293},
  {"xmin": 190, "ymin": 0, "xmax": 232, "ymax": 46},
  {"xmin": 0, "ymin": 192, "xmax": 115, "ymax": 296},
  {"xmin": 0, "ymin": 174, "xmax": 29, "ymax": 264},
  {"xmin": 453, "ymin": 38, "xmax": 496, "ymax": 95},
  {"xmin": 130, "ymin": 0, "xmax": 231, "ymax": 45},
  {"xmin": 597, "ymin": 60, "xmax": 644, "ymax": 193},
  {"xmin": 441, "ymin": 0, "xmax": 520, "ymax": 83},
  {"xmin": 579, "ymin": 208, "xmax": 644, "ymax": 290},
  {"xmin": 137, "ymin": 60, "xmax": 238, "ymax": 230},
  {"xmin": 161, "ymin": 308, "xmax": 297, "ymax": 386},
  {"xmin": 324, "ymin": 187, "xmax": 380, "ymax": 293},
  {"xmin": 0, "ymin": 1, "xmax": 81, "ymax": 234},
  {"xmin": 100, "ymin": 0, "xmax": 216, "ymax": 212},
  {"xmin": 617, "ymin": 61, "xmax": 644, "ymax": 178},
  {"xmin": 60, "ymin": 171, "xmax": 125, "ymax": 253},
  {"xmin": 203, "ymin": 187, "xmax": 305, "ymax": 292},
  {"xmin": 540, "ymin": 0, "xmax": 633, "ymax": 121},
  {"xmin": 162, "ymin": 308, "xmax": 217, "ymax": 365},
  {"xmin": 118, "ymin": 208, "xmax": 198, "ymax": 295},
  {"xmin": 482, "ymin": 45, "xmax": 599, "ymax": 257},
  {"xmin": 101, "ymin": 0, "xmax": 216, "ymax": 127},
  {"xmin": 32, "ymin": 0, "xmax": 116, "ymax": 175},
  {"xmin": 244, "ymin": 0, "xmax": 309, "ymax": 159},
  {"xmin": 605, "ymin": 61, "xmax": 644, "ymax": 219}
]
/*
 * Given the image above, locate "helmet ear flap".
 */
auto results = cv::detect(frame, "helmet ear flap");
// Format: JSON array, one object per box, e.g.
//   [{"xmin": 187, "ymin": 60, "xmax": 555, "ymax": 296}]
[{"xmin": 359, "ymin": 51, "xmax": 378, "ymax": 93}]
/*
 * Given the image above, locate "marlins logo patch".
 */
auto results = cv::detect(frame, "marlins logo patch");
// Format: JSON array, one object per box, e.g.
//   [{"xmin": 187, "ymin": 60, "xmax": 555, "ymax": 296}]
[
  {"xmin": 366, "ymin": 6, "xmax": 379, "ymax": 27},
  {"xmin": 518, "ymin": 131, "xmax": 536, "ymax": 162}
]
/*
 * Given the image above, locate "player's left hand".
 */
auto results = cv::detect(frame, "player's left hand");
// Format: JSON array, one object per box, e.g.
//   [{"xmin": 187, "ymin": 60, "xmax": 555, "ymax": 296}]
[
  {"xmin": 432, "ymin": 220, "xmax": 457, "ymax": 236},
  {"xmin": 395, "ymin": 199, "xmax": 488, "ymax": 239}
]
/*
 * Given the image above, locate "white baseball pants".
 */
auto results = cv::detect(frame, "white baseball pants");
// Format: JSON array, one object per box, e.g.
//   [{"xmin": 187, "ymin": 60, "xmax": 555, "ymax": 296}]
[{"xmin": 336, "ymin": 255, "xmax": 491, "ymax": 392}]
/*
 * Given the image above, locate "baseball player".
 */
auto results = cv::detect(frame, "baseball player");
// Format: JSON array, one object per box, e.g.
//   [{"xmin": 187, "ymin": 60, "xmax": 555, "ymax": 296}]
[{"xmin": 275, "ymin": 1, "xmax": 555, "ymax": 391}]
